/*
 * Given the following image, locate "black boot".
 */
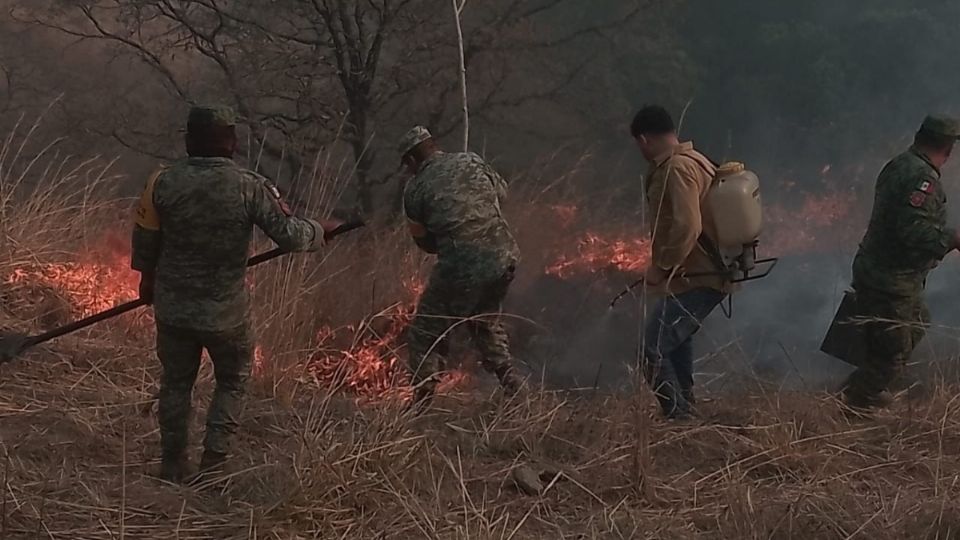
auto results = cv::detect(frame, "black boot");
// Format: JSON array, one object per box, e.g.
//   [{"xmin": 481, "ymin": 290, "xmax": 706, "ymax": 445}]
[
  {"xmin": 845, "ymin": 390, "xmax": 894, "ymax": 410},
  {"xmin": 158, "ymin": 451, "xmax": 190, "ymax": 484},
  {"xmin": 197, "ymin": 449, "xmax": 227, "ymax": 478}
]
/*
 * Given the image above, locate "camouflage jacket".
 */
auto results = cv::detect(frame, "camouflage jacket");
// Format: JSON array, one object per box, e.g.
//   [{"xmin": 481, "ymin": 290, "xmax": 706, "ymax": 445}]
[
  {"xmin": 131, "ymin": 157, "xmax": 322, "ymax": 331},
  {"xmin": 403, "ymin": 151, "xmax": 520, "ymax": 280},
  {"xmin": 853, "ymin": 147, "xmax": 954, "ymax": 298}
]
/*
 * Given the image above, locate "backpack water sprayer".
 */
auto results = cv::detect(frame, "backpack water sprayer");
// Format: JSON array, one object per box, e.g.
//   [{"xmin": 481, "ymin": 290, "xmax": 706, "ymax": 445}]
[{"xmin": 610, "ymin": 162, "xmax": 778, "ymax": 308}]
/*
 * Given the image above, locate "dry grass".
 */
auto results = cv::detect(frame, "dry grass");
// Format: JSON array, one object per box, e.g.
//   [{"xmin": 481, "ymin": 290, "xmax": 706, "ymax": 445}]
[
  {"xmin": 2, "ymin": 124, "xmax": 960, "ymax": 539},
  {"xmin": 4, "ymin": 349, "xmax": 960, "ymax": 539}
]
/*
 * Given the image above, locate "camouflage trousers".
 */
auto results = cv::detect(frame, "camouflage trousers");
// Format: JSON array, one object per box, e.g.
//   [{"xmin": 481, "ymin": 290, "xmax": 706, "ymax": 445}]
[
  {"xmin": 156, "ymin": 321, "xmax": 253, "ymax": 458},
  {"xmin": 843, "ymin": 290, "xmax": 928, "ymax": 405},
  {"xmin": 407, "ymin": 264, "xmax": 518, "ymax": 390}
]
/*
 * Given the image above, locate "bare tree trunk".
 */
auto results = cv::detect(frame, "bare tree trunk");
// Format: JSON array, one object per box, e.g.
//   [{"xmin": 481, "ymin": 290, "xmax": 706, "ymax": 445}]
[
  {"xmin": 452, "ymin": 0, "xmax": 469, "ymax": 152},
  {"xmin": 350, "ymin": 107, "xmax": 376, "ymax": 213},
  {"xmin": 354, "ymin": 144, "xmax": 374, "ymax": 213}
]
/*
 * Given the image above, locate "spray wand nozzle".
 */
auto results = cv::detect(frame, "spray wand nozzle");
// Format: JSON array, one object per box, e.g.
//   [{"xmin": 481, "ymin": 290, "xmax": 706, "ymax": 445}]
[
  {"xmin": 609, "ymin": 279, "xmax": 643, "ymax": 309},
  {"xmin": 607, "ymin": 256, "xmax": 779, "ymax": 310}
]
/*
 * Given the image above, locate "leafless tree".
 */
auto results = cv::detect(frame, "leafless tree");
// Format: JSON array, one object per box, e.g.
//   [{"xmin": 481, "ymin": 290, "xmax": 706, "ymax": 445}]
[{"xmin": 19, "ymin": 0, "xmax": 642, "ymax": 212}]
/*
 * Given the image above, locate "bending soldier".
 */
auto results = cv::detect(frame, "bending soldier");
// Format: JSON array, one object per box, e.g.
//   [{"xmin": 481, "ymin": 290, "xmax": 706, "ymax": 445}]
[
  {"xmin": 131, "ymin": 105, "xmax": 335, "ymax": 482},
  {"xmin": 399, "ymin": 126, "xmax": 525, "ymax": 407}
]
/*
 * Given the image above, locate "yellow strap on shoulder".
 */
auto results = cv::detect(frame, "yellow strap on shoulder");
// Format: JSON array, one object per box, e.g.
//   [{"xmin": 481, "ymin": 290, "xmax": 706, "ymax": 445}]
[{"xmin": 134, "ymin": 169, "xmax": 163, "ymax": 231}]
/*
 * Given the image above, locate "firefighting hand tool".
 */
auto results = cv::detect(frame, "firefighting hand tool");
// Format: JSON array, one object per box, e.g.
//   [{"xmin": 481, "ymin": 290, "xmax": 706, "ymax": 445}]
[
  {"xmin": 609, "ymin": 162, "xmax": 778, "ymax": 309},
  {"xmin": 0, "ymin": 220, "xmax": 365, "ymax": 364}
]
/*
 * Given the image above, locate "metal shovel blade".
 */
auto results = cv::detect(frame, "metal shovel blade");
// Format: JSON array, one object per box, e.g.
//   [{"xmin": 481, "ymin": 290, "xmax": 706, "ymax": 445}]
[{"xmin": 0, "ymin": 332, "xmax": 31, "ymax": 364}]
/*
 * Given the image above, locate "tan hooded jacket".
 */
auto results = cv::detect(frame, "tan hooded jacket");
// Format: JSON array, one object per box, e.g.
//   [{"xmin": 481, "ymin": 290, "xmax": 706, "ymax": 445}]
[{"xmin": 645, "ymin": 141, "xmax": 730, "ymax": 295}]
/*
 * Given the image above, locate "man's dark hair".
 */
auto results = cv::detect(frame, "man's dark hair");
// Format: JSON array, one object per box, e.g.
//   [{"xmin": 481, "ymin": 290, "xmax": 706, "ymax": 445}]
[
  {"xmin": 915, "ymin": 129, "xmax": 955, "ymax": 153},
  {"xmin": 630, "ymin": 105, "xmax": 676, "ymax": 139}
]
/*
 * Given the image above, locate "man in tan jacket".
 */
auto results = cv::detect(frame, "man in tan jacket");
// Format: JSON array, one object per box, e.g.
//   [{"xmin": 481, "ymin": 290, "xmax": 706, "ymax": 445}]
[{"xmin": 631, "ymin": 105, "xmax": 729, "ymax": 419}]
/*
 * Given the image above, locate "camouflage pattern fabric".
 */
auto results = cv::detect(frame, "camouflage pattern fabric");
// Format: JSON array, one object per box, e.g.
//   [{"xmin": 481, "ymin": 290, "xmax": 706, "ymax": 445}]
[
  {"xmin": 187, "ymin": 104, "xmax": 237, "ymax": 130},
  {"xmin": 131, "ymin": 150, "xmax": 321, "ymax": 459},
  {"xmin": 407, "ymin": 263, "xmax": 517, "ymax": 388},
  {"xmin": 156, "ymin": 322, "xmax": 253, "ymax": 457},
  {"xmin": 853, "ymin": 147, "xmax": 953, "ymax": 298},
  {"xmin": 920, "ymin": 115, "xmax": 960, "ymax": 139},
  {"xmin": 846, "ymin": 145, "xmax": 952, "ymax": 404},
  {"xmin": 398, "ymin": 125, "xmax": 433, "ymax": 157},
  {"xmin": 403, "ymin": 151, "xmax": 521, "ymax": 389},
  {"xmin": 403, "ymin": 151, "xmax": 520, "ymax": 279},
  {"xmin": 131, "ymin": 156, "xmax": 322, "ymax": 332},
  {"xmin": 842, "ymin": 290, "xmax": 928, "ymax": 405}
]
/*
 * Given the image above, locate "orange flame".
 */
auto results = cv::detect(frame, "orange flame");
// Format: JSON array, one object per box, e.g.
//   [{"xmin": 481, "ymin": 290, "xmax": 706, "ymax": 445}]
[
  {"xmin": 764, "ymin": 190, "xmax": 860, "ymax": 255},
  {"xmin": 546, "ymin": 233, "xmax": 652, "ymax": 278},
  {"xmin": 544, "ymin": 188, "xmax": 859, "ymax": 279},
  {"xmin": 9, "ymin": 187, "xmax": 861, "ymax": 402},
  {"xmin": 4, "ymin": 245, "xmax": 141, "ymax": 318},
  {"xmin": 305, "ymin": 278, "xmax": 469, "ymax": 403},
  {"xmin": 3, "ymin": 240, "xmax": 471, "ymax": 402}
]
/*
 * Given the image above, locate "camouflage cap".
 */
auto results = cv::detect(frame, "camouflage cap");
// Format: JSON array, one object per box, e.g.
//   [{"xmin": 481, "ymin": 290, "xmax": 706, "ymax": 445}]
[
  {"xmin": 398, "ymin": 126, "xmax": 433, "ymax": 157},
  {"xmin": 920, "ymin": 115, "xmax": 960, "ymax": 139},
  {"xmin": 187, "ymin": 105, "xmax": 237, "ymax": 131}
]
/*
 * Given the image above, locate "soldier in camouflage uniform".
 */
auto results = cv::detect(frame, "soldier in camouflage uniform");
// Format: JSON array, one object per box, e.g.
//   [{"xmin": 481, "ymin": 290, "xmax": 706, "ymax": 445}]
[
  {"xmin": 399, "ymin": 126, "xmax": 524, "ymax": 406},
  {"xmin": 132, "ymin": 105, "xmax": 331, "ymax": 482},
  {"xmin": 845, "ymin": 115, "xmax": 960, "ymax": 409}
]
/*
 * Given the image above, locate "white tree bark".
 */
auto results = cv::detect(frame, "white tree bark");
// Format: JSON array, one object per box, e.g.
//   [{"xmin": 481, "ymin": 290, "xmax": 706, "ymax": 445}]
[{"xmin": 452, "ymin": 0, "xmax": 469, "ymax": 152}]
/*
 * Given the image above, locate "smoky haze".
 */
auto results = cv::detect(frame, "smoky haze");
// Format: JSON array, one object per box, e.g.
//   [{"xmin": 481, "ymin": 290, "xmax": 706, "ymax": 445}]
[{"xmin": 3, "ymin": 1, "xmax": 960, "ymax": 392}]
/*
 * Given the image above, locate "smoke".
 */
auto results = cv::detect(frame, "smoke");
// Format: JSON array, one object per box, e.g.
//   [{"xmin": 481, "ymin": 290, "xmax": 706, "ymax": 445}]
[
  {"xmin": 508, "ymin": 249, "xmax": 960, "ymax": 395},
  {"xmin": 6, "ymin": 1, "xmax": 960, "ymax": 396},
  {"xmin": 504, "ymin": 154, "xmax": 960, "ymax": 395}
]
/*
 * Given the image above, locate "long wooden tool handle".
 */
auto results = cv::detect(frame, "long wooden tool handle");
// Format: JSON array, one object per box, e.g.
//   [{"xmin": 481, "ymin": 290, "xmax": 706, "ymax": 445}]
[
  {"xmin": 22, "ymin": 249, "xmax": 282, "ymax": 347},
  {"xmin": 23, "ymin": 220, "xmax": 367, "ymax": 348},
  {"xmin": 24, "ymin": 299, "xmax": 149, "ymax": 347},
  {"xmin": 246, "ymin": 220, "xmax": 365, "ymax": 266}
]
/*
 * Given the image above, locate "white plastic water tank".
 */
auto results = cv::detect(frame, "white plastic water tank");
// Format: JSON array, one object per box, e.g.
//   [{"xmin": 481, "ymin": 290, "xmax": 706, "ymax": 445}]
[{"xmin": 707, "ymin": 162, "xmax": 762, "ymax": 252}]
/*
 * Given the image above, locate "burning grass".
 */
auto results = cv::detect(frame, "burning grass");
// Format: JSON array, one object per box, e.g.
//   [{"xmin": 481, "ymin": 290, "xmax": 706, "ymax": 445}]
[
  {"xmin": 0, "ymin": 241, "xmax": 467, "ymax": 404},
  {"xmin": 546, "ymin": 233, "xmax": 652, "ymax": 279}
]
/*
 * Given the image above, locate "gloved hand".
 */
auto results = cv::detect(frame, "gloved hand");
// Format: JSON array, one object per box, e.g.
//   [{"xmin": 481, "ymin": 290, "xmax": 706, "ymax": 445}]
[{"xmin": 319, "ymin": 217, "xmax": 347, "ymax": 241}]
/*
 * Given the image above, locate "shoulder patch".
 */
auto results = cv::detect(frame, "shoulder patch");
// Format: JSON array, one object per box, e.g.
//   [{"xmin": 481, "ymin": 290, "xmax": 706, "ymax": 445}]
[
  {"xmin": 909, "ymin": 191, "xmax": 927, "ymax": 208},
  {"xmin": 918, "ymin": 179, "xmax": 936, "ymax": 194},
  {"xmin": 263, "ymin": 179, "xmax": 293, "ymax": 216}
]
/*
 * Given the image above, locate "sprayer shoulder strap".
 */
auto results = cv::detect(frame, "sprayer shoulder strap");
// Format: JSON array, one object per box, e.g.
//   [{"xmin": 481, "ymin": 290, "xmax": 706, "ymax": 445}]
[
  {"xmin": 678, "ymin": 150, "xmax": 728, "ymax": 274},
  {"xmin": 696, "ymin": 232, "xmax": 728, "ymax": 275}
]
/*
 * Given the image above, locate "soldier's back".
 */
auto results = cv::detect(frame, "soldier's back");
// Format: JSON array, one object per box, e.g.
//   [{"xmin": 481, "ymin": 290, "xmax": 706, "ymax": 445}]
[
  {"xmin": 152, "ymin": 157, "xmax": 260, "ymax": 331},
  {"xmin": 407, "ymin": 152, "xmax": 519, "ymax": 270}
]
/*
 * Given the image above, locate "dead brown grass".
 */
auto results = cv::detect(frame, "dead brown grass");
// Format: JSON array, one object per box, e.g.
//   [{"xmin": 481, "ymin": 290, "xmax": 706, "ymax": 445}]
[{"xmin": 4, "ymin": 348, "xmax": 960, "ymax": 539}]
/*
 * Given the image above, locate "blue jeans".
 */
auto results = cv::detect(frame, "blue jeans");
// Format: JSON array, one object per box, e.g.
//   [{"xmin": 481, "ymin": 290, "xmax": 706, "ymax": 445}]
[{"xmin": 643, "ymin": 288, "xmax": 726, "ymax": 417}]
